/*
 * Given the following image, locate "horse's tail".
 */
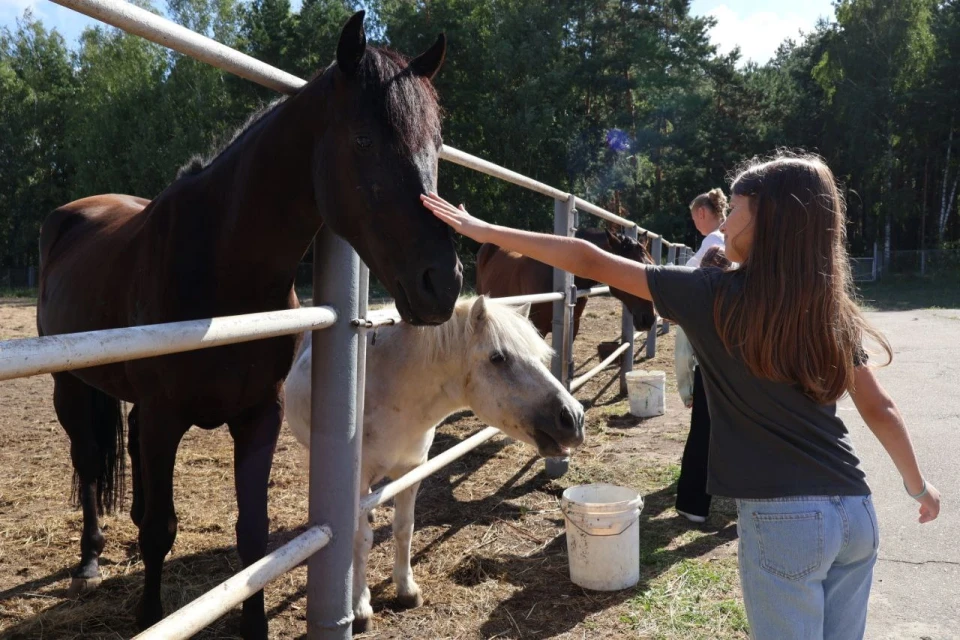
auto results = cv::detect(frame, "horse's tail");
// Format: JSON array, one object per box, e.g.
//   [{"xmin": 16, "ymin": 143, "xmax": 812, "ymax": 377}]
[{"xmin": 73, "ymin": 388, "xmax": 126, "ymax": 516}]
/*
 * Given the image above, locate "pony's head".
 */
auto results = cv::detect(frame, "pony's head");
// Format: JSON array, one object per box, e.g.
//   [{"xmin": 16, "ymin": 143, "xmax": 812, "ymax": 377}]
[
  {"xmin": 312, "ymin": 11, "xmax": 462, "ymax": 325},
  {"xmin": 457, "ymin": 297, "xmax": 584, "ymax": 457}
]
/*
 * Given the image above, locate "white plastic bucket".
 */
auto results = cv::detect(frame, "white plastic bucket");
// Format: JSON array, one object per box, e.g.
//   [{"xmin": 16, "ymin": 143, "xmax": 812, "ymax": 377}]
[
  {"xmin": 561, "ymin": 483, "xmax": 643, "ymax": 591},
  {"xmin": 625, "ymin": 369, "xmax": 665, "ymax": 417}
]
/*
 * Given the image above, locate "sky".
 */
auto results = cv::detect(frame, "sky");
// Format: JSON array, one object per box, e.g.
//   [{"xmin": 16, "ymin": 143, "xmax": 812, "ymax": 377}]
[
  {"xmin": 2, "ymin": 0, "xmax": 836, "ymax": 65},
  {"xmin": 689, "ymin": 0, "xmax": 837, "ymax": 65}
]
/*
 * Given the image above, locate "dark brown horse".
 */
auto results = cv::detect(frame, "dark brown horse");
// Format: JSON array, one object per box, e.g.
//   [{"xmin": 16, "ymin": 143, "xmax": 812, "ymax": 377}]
[
  {"xmin": 476, "ymin": 228, "xmax": 657, "ymax": 338},
  {"xmin": 35, "ymin": 12, "xmax": 461, "ymax": 638}
]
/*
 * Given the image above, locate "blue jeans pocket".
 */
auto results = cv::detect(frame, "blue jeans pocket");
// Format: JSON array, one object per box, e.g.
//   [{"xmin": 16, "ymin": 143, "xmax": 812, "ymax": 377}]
[
  {"xmin": 863, "ymin": 497, "xmax": 880, "ymax": 552},
  {"xmin": 753, "ymin": 510, "xmax": 824, "ymax": 580}
]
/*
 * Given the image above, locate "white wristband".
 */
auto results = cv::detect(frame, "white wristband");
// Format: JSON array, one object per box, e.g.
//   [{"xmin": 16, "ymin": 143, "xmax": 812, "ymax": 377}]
[{"xmin": 904, "ymin": 478, "xmax": 927, "ymax": 499}]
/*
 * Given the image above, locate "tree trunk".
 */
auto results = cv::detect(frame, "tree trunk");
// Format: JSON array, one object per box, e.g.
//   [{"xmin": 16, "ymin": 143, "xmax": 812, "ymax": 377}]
[
  {"xmin": 883, "ymin": 135, "xmax": 894, "ymax": 267},
  {"xmin": 939, "ymin": 115, "xmax": 956, "ymax": 245},
  {"xmin": 921, "ymin": 154, "xmax": 928, "ymax": 249}
]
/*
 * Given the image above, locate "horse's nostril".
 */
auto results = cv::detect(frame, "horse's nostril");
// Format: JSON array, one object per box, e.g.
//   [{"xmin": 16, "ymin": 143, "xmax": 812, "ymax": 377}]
[
  {"xmin": 559, "ymin": 405, "xmax": 579, "ymax": 433},
  {"xmin": 419, "ymin": 268, "xmax": 437, "ymax": 298}
]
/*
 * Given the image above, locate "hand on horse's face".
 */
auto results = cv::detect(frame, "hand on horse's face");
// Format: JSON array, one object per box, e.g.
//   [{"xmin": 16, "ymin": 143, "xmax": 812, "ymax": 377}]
[{"xmin": 420, "ymin": 193, "xmax": 493, "ymax": 243}]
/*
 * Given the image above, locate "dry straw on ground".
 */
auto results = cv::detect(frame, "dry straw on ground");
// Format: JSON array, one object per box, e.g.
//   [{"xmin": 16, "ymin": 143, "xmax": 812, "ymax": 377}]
[{"xmin": 0, "ymin": 297, "xmax": 745, "ymax": 639}]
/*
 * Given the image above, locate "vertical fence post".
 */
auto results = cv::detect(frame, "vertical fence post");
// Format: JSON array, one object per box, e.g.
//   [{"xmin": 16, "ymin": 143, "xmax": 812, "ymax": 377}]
[
  {"xmin": 619, "ymin": 225, "xmax": 639, "ymax": 395},
  {"xmin": 645, "ymin": 235, "xmax": 663, "ymax": 358},
  {"xmin": 661, "ymin": 243, "xmax": 677, "ymax": 335},
  {"xmin": 547, "ymin": 194, "xmax": 576, "ymax": 479},
  {"xmin": 308, "ymin": 227, "xmax": 363, "ymax": 640},
  {"xmin": 872, "ymin": 241, "xmax": 879, "ymax": 280}
]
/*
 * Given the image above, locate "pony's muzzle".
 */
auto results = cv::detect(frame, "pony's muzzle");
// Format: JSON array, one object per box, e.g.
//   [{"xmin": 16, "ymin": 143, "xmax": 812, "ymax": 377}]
[{"xmin": 554, "ymin": 401, "xmax": 585, "ymax": 448}]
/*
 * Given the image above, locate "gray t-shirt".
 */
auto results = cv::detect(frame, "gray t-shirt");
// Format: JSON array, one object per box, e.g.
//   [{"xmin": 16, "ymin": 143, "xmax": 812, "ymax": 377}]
[{"xmin": 646, "ymin": 265, "xmax": 870, "ymax": 499}]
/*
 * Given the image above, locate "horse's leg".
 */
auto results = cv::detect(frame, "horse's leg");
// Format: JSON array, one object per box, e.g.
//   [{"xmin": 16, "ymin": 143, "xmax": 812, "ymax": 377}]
[
  {"xmin": 135, "ymin": 407, "xmax": 188, "ymax": 630},
  {"xmin": 52, "ymin": 373, "xmax": 123, "ymax": 597},
  {"xmin": 352, "ymin": 486, "xmax": 374, "ymax": 634},
  {"xmin": 228, "ymin": 398, "xmax": 282, "ymax": 640},
  {"xmin": 127, "ymin": 405, "xmax": 144, "ymax": 527},
  {"xmin": 392, "ymin": 476, "xmax": 423, "ymax": 609}
]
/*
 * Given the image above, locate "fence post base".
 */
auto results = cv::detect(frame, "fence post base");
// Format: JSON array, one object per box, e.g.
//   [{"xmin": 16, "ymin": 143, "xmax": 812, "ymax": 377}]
[{"xmin": 307, "ymin": 228, "xmax": 363, "ymax": 640}]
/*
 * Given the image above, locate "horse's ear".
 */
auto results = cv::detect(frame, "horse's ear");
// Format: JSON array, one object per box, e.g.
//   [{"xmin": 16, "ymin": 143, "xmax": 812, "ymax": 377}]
[
  {"xmin": 516, "ymin": 302, "xmax": 531, "ymax": 319},
  {"xmin": 408, "ymin": 33, "xmax": 446, "ymax": 80},
  {"xmin": 337, "ymin": 10, "xmax": 366, "ymax": 77},
  {"xmin": 470, "ymin": 295, "xmax": 488, "ymax": 325},
  {"xmin": 605, "ymin": 228, "xmax": 621, "ymax": 250}
]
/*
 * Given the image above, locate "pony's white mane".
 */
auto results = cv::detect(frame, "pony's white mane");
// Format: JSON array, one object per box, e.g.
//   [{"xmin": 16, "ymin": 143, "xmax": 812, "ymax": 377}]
[{"xmin": 382, "ymin": 297, "xmax": 553, "ymax": 365}]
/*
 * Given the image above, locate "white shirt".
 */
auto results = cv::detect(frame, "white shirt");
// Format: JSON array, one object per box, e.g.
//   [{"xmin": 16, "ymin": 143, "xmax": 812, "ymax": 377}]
[{"xmin": 685, "ymin": 229, "xmax": 725, "ymax": 268}]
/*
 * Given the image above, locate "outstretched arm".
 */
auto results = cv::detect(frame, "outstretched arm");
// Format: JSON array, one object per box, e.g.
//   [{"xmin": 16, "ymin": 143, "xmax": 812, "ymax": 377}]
[
  {"xmin": 849, "ymin": 366, "xmax": 940, "ymax": 523},
  {"xmin": 421, "ymin": 192, "xmax": 652, "ymax": 301}
]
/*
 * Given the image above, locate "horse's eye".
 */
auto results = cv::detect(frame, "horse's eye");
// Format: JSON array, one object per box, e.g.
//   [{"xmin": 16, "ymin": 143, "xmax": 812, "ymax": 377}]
[
  {"xmin": 356, "ymin": 135, "xmax": 372, "ymax": 149},
  {"xmin": 489, "ymin": 351, "xmax": 507, "ymax": 364}
]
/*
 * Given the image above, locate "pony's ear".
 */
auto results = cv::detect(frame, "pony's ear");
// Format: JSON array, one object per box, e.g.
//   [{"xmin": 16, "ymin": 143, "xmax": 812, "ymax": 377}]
[
  {"xmin": 515, "ymin": 302, "xmax": 531, "ymax": 319},
  {"xmin": 470, "ymin": 295, "xmax": 488, "ymax": 326},
  {"xmin": 409, "ymin": 33, "xmax": 446, "ymax": 80},
  {"xmin": 337, "ymin": 10, "xmax": 366, "ymax": 77}
]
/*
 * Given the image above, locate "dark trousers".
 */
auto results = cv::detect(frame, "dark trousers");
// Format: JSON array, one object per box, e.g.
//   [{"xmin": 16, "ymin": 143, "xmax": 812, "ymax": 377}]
[{"xmin": 676, "ymin": 367, "xmax": 712, "ymax": 517}]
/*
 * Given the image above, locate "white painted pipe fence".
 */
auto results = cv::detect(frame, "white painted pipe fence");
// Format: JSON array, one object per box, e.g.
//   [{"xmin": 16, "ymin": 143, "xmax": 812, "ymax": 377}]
[
  {"xmin": 132, "ymin": 526, "xmax": 332, "ymax": 640},
  {"xmin": 0, "ymin": 307, "xmax": 336, "ymax": 381}
]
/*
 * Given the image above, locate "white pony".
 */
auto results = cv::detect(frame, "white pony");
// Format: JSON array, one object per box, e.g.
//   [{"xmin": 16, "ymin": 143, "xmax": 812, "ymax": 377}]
[{"xmin": 285, "ymin": 296, "xmax": 584, "ymax": 632}]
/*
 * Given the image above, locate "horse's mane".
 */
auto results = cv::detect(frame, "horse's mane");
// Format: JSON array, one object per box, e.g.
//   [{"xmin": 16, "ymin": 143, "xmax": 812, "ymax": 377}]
[
  {"xmin": 356, "ymin": 48, "xmax": 442, "ymax": 153},
  {"xmin": 176, "ymin": 47, "xmax": 441, "ymax": 179},
  {"xmin": 378, "ymin": 297, "xmax": 552, "ymax": 365},
  {"xmin": 177, "ymin": 96, "xmax": 287, "ymax": 178}
]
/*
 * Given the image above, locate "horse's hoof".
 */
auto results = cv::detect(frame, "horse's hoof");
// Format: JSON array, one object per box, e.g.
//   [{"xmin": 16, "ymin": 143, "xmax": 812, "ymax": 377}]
[
  {"xmin": 352, "ymin": 615, "xmax": 373, "ymax": 635},
  {"xmin": 241, "ymin": 612, "xmax": 268, "ymax": 640},
  {"xmin": 66, "ymin": 576, "xmax": 101, "ymax": 597},
  {"xmin": 395, "ymin": 590, "xmax": 423, "ymax": 609}
]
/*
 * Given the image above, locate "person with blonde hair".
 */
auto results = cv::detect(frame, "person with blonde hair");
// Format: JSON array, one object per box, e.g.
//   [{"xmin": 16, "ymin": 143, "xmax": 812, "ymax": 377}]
[
  {"xmin": 686, "ymin": 187, "xmax": 727, "ymax": 267},
  {"xmin": 421, "ymin": 151, "xmax": 939, "ymax": 639},
  {"xmin": 674, "ymin": 241, "xmax": 732, "ymax": 524},
  {"xmin": 674, "ymin": 188, "xmax": 731, "ymax": 523}
]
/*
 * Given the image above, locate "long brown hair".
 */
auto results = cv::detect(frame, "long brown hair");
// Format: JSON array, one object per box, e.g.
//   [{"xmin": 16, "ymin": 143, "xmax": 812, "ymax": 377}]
[{"xmin": 713, "ymin": 152, "xmax": 891, "ymax": 404}]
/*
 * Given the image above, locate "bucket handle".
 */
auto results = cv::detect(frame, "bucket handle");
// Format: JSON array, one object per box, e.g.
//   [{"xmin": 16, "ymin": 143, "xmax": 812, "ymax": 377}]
[{"xmin": 562, "ymin": 506, "xmax": 639, "ymax": 537}]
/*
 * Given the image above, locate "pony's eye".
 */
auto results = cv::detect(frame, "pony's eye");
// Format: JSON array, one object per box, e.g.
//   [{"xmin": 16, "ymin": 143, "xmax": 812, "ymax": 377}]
[
  {"xmin": 356, "ymin": 135, "xmax": 372, "ymax": 149},
  {"xmin": 489, "ymin": 351, "xmax": 507, "ymax": 364}
]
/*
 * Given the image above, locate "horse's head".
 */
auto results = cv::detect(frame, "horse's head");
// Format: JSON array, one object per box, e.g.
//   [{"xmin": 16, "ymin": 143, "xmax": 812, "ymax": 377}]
[
  {"xmin": 313, "ymin": 11, "xmax": 462, "ymax": 325},
  {"xmin": 604, "ymin": 229, "xmax": 658, "ymax": 331},
  {"xmin": 461, "ymin": 297, "xmax": 584, "ymax": 457}
]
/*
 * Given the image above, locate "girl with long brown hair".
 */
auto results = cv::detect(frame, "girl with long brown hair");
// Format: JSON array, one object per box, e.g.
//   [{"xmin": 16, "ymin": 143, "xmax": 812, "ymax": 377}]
[{"xmin": 421, "ymin": 151, "xmax": 940, "ymax": 639}]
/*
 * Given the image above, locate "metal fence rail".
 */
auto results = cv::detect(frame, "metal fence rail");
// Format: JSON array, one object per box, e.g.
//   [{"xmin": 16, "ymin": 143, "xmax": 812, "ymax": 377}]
[{"xmin": 0, "ymin": 307, "xmax": 336, "ymax": 381}]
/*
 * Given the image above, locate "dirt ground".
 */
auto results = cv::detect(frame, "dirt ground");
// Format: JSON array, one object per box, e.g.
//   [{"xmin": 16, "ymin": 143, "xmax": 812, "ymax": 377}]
[{"xmin": 0, "ymin": 296, "xmax": 743, "ymax": 639}]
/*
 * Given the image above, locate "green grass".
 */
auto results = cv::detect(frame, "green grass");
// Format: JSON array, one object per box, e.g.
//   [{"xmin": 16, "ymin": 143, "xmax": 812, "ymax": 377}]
[
  {"xmin": 858, "ymin": 274, "xmax": 960, "ymax": 311},
  {"xmin": 0, "ymin": 287, "xmax": 37, "ymax": 299},
  {"xmin": 623, "ymin": 556, "xmax": 748, "ymax": 639}
]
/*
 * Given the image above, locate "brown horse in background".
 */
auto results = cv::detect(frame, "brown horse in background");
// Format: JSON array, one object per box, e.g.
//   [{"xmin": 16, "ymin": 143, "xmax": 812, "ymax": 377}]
[
  {"xmin": 476, "ymin": 228, "xmax": 657, "ymax": 339},
  {"xmin": 35, "ymin": 12, "xmax": 461, "ymax": 638}
]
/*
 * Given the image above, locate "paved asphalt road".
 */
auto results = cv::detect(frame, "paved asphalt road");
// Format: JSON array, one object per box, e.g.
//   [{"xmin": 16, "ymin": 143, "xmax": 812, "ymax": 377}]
[{"xmin": 839, "ymin": 309, "xmax": 960, "ymax": 640}]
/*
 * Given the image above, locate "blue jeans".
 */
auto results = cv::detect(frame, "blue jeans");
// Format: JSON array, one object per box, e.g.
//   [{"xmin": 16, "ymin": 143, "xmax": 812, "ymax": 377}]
[{"xmin": 736, "ymin": 495, "xmax": 879, "ymax": 640}]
